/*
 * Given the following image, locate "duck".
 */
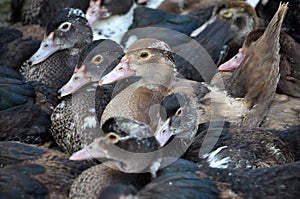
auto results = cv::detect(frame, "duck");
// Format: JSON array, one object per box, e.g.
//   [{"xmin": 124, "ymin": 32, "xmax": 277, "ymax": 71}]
[
  {"xmin": 0, "ymin": 8, "xmax": 92, "ymax": 144},
  {"xmin": 50, "ymin": 39, "xmax": 124, "ymax": 154},
  {"xmin": 88, "ymin": 0, "xmax": 213, "ymax": 44},
  {"xmin": 198, "ymin": 160, "xmax": 300, "ymax": 199},
  {"xmin": 68, "ymin": 116, "xmax": 216, "ymax": 198},
  {"xmin": 86, "ymin": 0, "xmax": 136, "ymax": 42},
  {"xmin": 129, "ymin": 4, "xmax": 212, "ymax": 36},
  {"xmin": 20, "ymin": 7, "xmax": 93, "ymax": 100},
  {"xmin": 156, "ymin": 92, "xmax": 295, "ymax": 170},
  {"xmin": 69, "ymin": 163, "xmax": 152, "ymax": 199},
  {"xmin": 97, "ymin": 158, "xmax": 219, "ymax": 199},
  {"xmin": 0, "ymin": 141, "xmax": 95, "ymax": 198},
  {"xmin": 9, "ymin": 0, "xmax": 90, "ymax": 27},
  {"xmin": 191, "ymin": 0, "xmax": 258, "ymax": 64},
  {"xmin": 98, "ymin": 38, "xmax": 179, "ymax": 130},
  {"xmin": 219, "ymin": 29, "xmax": 300, "ymax": 98},
  {"xmin": 213, "ymin": 3, "xmax": 300, "ymax": 130},
  {"xmin": 68, "ymin": 116, "xmax": 169, "ymax": 198},
  {"xmin": 271, "ymin": 125, "xmax": 300, "ymax": 161},
  {"xmin": 0, "ymin": 26, "xmax": 40, "ymax": 71},
  {"xmin": 79, "ymin": 157, "xmax": 300, "ymax": 199},
  {"xmin": 206, "ymin": 2, "xmax": 290, "ymax": 130},
  {"xmin": 0, "ymin": 66, "xmax": 53, "ymax": 143},
  {"xmin": 70, "ymin": 117, "xmax": 164, "ymax": 173}
]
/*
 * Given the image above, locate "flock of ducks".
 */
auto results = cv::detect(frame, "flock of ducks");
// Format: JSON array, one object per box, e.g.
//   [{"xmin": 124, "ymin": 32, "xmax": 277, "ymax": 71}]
[{"xmin": 0, "ymin": 0, "xmax": 300, "ymax": 198}]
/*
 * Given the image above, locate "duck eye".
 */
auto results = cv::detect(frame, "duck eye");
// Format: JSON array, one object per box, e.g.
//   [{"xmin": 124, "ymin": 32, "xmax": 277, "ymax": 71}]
[
  {"xmin": 92, "ymin": 55, "xmax": 103, "ymax": 64},
  {"xmin": 175, "ymin": 108, "xmax": 182, "ymax": 116},
  {"xmin": 222, "ymin": 10, "xmax": 233, "ymax": 19},
  {"xmin": 106, "ymin": 132, "xmax": 120, "ymax": 143},
  {"xmin": 139, "ymin": 51, "xmax": 149, "ymax": 59},
  {"xmin": 73, "ymin": 76, "xmax": 79, "ymax": 81},
  {"xmin": 58, "ymin": 22, "xmax": 72, "ymax": 31}
]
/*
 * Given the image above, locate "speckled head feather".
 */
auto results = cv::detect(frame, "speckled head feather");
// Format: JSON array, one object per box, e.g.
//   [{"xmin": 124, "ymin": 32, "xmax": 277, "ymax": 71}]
[
  {"xmin": 46, "ymin": 8, "xmax": 87, "ymax": 35},
  {"xmin": 101, "ymin": 117, "xmax": 160, "ymax": 152}
]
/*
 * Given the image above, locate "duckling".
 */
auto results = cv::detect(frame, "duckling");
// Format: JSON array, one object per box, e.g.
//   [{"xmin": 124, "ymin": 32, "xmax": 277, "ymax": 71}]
[
  {"xmin": 0, "ymin": 141, "xmax": 95, "ymax": 198},
  {"xmin": 10, "ymin": 0, "xmax": 90, "ymax": 27},
  {"xmin": 0, "ymin": 26, "xmax": 40, "ymax": 71},
  {"xmin": 50, "ymin": 39, "xmax": 124, "ymax": 153}
]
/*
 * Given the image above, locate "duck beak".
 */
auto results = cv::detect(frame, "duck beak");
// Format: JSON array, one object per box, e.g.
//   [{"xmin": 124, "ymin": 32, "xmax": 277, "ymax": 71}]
[
  {"xmin": 155, "ymin": 118, "xmax": 173, "ymax": 147},
  {"xmin": 29, "ymin": 32, "xmax": 62, "ymax": 66},
  {"xmin": 99, "ymin": 58, "xmax": 135, "ymax": 85},
  {"xmin": 58, "ymin": 65, "xmax": 91, "ymax": 98},
  {"xmin": 86, "ymin": 0, "xmax": 111, "ymax": 24},
  {"xmin": 218, "ymin": 48, "xmax": 245, "ymax": 71},
  {"xmin": 69, "ymin": 137, "xmax": 107, "ymax": 161}
]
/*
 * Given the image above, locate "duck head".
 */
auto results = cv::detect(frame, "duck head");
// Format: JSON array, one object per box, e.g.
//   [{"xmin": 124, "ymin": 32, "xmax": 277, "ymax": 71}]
[
  {"xmin": 86, "ymin": 0, "xmax": 134, "ymax": 25},
  {"xmin": 191, "ymin": 0, "xmax": 257, "ymax": 60},
  {"xmin": 70, "ymin": 117, "xmax": 163, "ymax": 173},
  {"xmin": 57, "ymin": 39, "xmax": 124, "ymax": 97},
  {"xmin": 99, "ymin": 38, "xmax": 176, "ymax": 89},
  {"xmin": 29, "ymin": 8, "xmax": 92, "ymax": 66},
  {"xmin": 155, "ymin": 92, "xmax": 199, "ymax": 149}
]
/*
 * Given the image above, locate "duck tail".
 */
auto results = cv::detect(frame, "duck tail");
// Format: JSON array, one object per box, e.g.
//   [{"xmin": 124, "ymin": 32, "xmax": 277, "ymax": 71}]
[{"xmin": 263, "ymin": 2, "xmax": 288, "ymax": 43}]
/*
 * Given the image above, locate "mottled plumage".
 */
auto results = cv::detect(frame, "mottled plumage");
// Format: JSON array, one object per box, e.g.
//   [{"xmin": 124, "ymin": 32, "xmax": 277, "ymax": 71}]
[{"xmin": 51, "ymin": 39, "xmax": 123, "ymax": 153}]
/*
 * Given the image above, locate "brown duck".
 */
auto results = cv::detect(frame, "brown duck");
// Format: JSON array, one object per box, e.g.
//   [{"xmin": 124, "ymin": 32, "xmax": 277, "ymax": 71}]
[
  {"xmin": 210, "ymin": 2, "xmax": 291, "ymax": 129},
  {"xmin": 219, "ymin": 29, "xmax": 300, "ymax": 98},
  {"xmin": 98, "ymin": 38, "xmax": 177, "ymax": 130}
]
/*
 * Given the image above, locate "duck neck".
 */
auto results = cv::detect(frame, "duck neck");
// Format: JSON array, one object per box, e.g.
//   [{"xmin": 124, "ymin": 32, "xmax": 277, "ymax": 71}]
[{"xmin": 138, "ymin": 65, "xmax": 175, "ymax": 93}]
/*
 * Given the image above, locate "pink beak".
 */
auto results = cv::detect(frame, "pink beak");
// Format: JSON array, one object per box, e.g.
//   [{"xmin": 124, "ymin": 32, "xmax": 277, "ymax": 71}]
[
  {"xmin": 218, "ymin": 48, "xmax": 245, "ymax": 71},
  {"xmin": 70, "ymin": 138, "xmax": 107, "ymax": 161},
  {"xmin": 29, "ymin": 32, "xmax": 62, "ymax": 65},
  {"xmin": 155, "ymin": 118, "xmax": 173, "ymax": 147},
  {"xmin": 99, "ymin": 57, "xmax": 136, "ymax": 85}
]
